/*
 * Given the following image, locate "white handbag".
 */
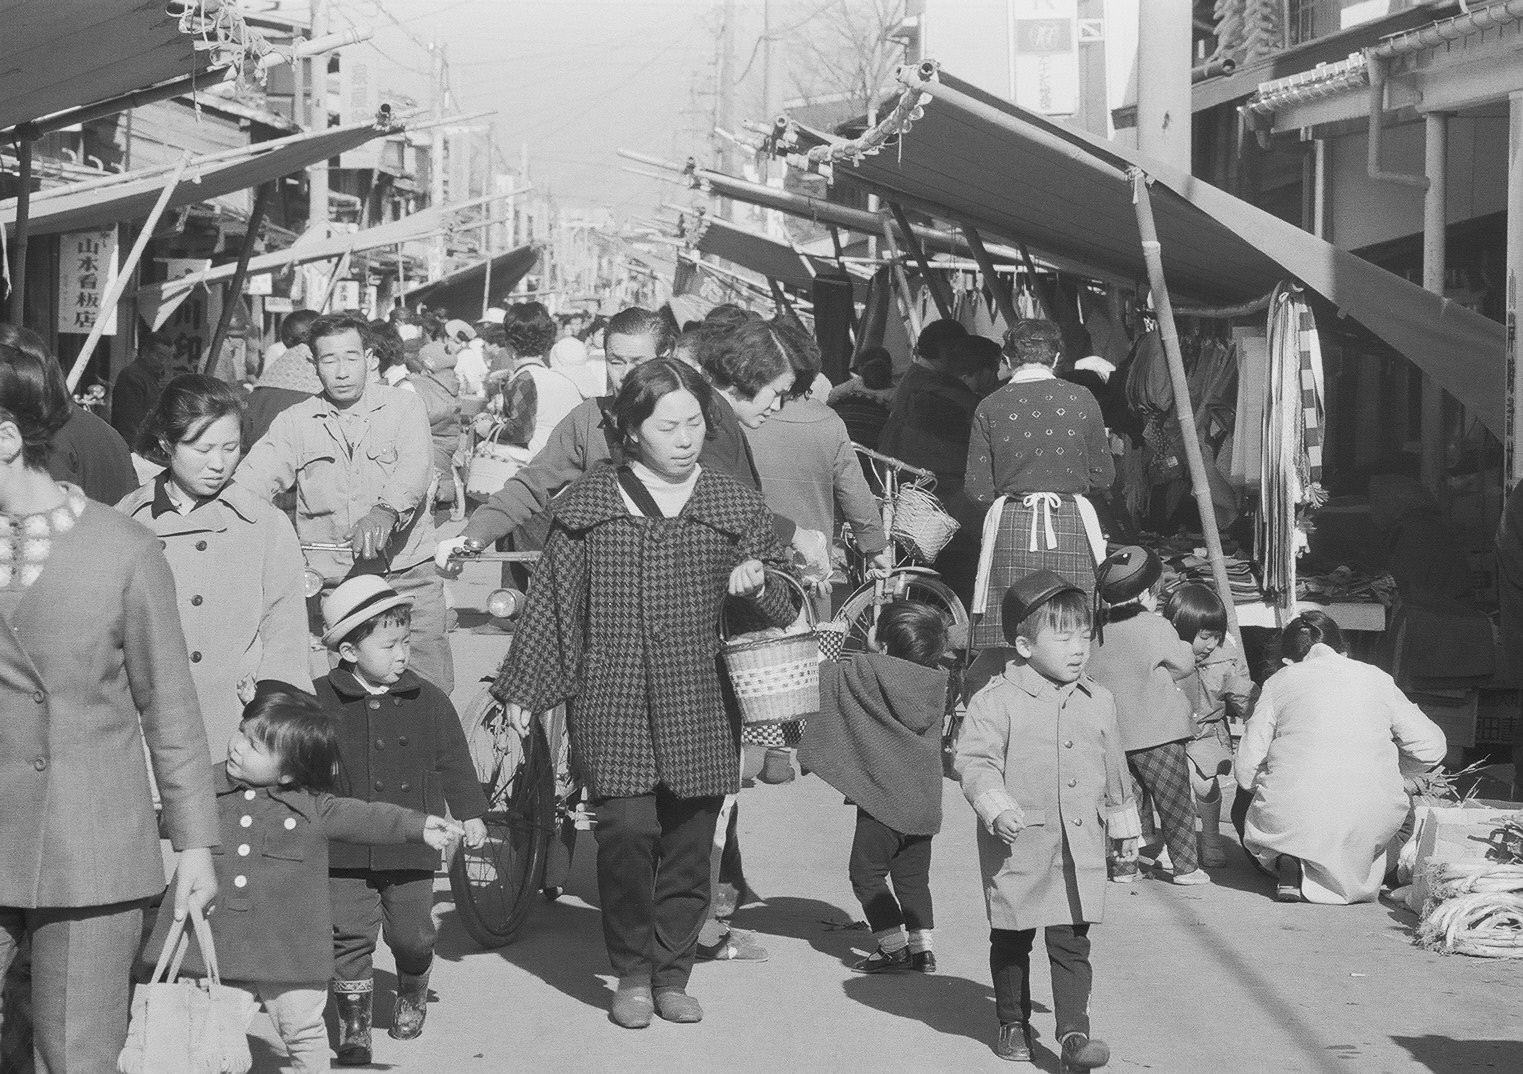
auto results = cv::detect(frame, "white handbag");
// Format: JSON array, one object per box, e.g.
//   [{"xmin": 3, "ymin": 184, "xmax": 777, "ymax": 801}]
[{"xmin": 467, "ymin": 418, "xmax": 532, "ymax": 500}]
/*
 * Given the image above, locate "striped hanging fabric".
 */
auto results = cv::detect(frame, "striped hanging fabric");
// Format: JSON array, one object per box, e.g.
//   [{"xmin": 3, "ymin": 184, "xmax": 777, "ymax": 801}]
[{"xmin": 1257, "ymin": 283, "xmax": 1327, "ymax": 613}]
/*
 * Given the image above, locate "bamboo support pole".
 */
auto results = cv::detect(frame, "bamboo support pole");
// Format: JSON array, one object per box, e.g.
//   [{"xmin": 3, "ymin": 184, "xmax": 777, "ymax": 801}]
[
  {"xmin": 1131, "ymin": 169, "xmax": 1243, "ymax": 651},
  {"xmin": 888, "ymin": 201, "xmax": 953, "ymax": 319},
  {"xmin": 879, "ymin": 216, "xmax": 922, "ymax": 340},
  {"xmin": 960, "ymin": 224, "xmax": 1020, "ymax": 329},
  {"xmin": 204, "ymin": 181, "xmax": 272, "ymax": 375}
]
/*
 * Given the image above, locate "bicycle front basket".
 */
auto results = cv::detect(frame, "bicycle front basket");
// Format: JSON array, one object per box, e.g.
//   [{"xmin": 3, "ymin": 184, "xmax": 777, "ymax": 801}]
[{"xmin": 890, "ymin": 486, "xmax": 960, "ymax": 561}]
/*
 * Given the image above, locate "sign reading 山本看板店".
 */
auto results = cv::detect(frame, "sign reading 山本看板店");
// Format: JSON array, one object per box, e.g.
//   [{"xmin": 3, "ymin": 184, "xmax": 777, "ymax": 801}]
[{"xmin": 58, "ymin": 226, "xmax": 120, "ymax": 336}]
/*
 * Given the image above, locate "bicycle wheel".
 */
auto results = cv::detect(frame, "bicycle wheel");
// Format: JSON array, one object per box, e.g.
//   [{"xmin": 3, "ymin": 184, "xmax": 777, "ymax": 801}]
[
  {"xmin": 448, "ymin": 718, "xmax": 556, "ymax": 948},
  {"xmin": 835, "ymin": 572, "xmax": 970, "ymax": 709}
]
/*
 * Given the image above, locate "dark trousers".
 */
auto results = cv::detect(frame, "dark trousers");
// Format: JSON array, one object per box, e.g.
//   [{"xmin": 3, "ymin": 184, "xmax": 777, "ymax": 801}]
[
  {"xmin": 1127, "ymin": 740, "xmax": 1199, "ymax": 874},
  {"xmin": 330, "ymin": 869, "xmax": 438, "ymax": 983},
  {"xmin": 848, "ymin": 809, "xmax": 934, "ymax": 934},
  {"xmin": 989, "ymin": 924, "xmax": 1092, "ymax": 1038},
  {"xmin": 594, "ymin": 787, "xmax": 722, "ymax": 992},
  {"xmin": 0, "ymin": 899, "xmax": 146, "ymax": 1074}
]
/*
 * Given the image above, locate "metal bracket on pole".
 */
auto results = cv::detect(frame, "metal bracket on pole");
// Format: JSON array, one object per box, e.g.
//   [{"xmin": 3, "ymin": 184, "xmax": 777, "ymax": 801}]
[
  {"xmin": 67, "ymin": 153, "xmax": 192, "ymax": 393},
  {"xmin": 1130, "ymin": 168, "xmax": 1243, "ymax": 651}
]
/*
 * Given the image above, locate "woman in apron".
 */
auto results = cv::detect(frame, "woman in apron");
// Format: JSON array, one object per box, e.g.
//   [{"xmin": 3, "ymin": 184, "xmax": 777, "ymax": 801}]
[{"xmin": 964, "ymin": 319, "xmax": 1113, "ymax": 653}]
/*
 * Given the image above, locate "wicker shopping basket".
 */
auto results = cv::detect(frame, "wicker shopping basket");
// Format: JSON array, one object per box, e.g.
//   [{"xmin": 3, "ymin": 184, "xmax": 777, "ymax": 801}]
[
  {"xmin": 890, "ymin": 485, "xmax": 960, "ymax": 561},
  {"xmin": 721, "ymin": 569, "xmax": 819, "ymax": 726}
]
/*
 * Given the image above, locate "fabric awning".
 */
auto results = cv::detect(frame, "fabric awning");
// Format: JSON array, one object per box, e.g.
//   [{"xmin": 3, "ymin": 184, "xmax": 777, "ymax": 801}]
[
  {"xmin": 690, "ymin": 217, "xmax": 835, "ymax": 293},
  {"xmin": 2, "ymin": 121, "xmax": 394, "ymax": 237},
  {"xmin": 1, "ymin": 1, "xmax": 237, "ymax": 135},
  {"xmin": 404, "ymin": 245, "xmax": 540, "ymax": 320},
  {"xmin": 782, "ymin": 65, "xmax": 1506, "ymax": 436},
  {"xmin": 135, "ymin": 189, "xmax": 522, "ymax": 305}
]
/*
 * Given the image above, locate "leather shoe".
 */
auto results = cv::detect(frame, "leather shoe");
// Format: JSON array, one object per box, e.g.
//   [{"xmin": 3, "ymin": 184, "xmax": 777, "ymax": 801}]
[
  {"xmin": 995, "ymin": 1022, "xmax": 1033, "ymax": 1062},
  {"xmin": 1060, "ymin": 1032, "xmax": 1110, "ymax": 1071},
  {"xmin": 851, "ymin": 945, "xmax": 910, "ymax": 973},
  {"xmin": 909, "ymin": 950, "xmax": 937, "ymax": 973}
]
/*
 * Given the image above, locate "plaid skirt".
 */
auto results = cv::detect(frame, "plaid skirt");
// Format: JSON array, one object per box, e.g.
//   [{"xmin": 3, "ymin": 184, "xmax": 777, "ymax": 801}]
[{"xmin": 971, "ymin": 496, "xmax": 1100, "ymax": 648}]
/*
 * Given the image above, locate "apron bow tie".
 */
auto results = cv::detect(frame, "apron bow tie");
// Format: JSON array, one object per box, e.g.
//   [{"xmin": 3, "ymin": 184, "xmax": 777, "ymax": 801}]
[{"xmin": 1022, "ymin": 492, "xmax": 1061, "ymax": 551}]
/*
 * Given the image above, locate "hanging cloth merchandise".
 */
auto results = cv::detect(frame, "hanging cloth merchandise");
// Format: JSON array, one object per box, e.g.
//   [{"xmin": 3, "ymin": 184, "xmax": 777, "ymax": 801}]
[
  {"xmin": 971, "ymin": 282, "xmax": 999, "ymax": 340},
  {"xmin": 1256, "ymin": 283, "xmax": 1327, "ymax": 613},
  {"xmin": 955, "ymin": 282, "xmax": 980, "ymax": 335},
  {"xmin": 914, "ymin": 280, "xmax": 939, "ymax": 328}
]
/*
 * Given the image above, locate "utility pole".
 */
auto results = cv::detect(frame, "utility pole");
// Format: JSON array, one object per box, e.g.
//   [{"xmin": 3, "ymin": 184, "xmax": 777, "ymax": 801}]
[
  {"xmin": 717, "ymin": 0, "xmax": 736, "ymax": 219},
  {"xmin": 308, "ymin": 0, "xmax": 330, "ymax": 236},
  {"xmin": 429, "ymin": 41, "xmax": 447, "ymax": 278}
]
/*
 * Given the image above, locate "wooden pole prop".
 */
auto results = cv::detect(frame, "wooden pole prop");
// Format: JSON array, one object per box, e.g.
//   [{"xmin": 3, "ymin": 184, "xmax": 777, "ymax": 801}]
[
  {"xmin": 888, "ymin": 201, "xmax": 953, "ymax": 319},
  {"xmin": 68, "ymin": 153, "xmax": 190, "ymax": 393},
  {"xmin": 318, "ymin": 241, "xmax": 356, "ymax": 312},
  {"xmin": 879, "ymin": 216, "xmax": 922, "ymax": 340},
  {"xmin": 1130, "ymin": 169, "xmax": 1243, "ymax": 651},
  {"xmin": 204, "ymin": 181, "xmax": 273, "ymax": 375},
  {"xmin": 7, "ymin": 138, "xmax": 32, "ymax": 324},
  {"xmin": 960, "ymin": 224, "xmax": 1020, "ymax": 329}
]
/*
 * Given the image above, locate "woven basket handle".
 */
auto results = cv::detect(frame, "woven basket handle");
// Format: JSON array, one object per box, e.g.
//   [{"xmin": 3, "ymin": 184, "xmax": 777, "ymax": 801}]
[{"xmin": 719, "ymin": 567, "xmax": 812, "ymax": 643}]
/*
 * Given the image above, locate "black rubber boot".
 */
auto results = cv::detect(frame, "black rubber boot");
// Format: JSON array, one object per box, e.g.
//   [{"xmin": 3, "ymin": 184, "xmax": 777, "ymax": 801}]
[
  {"xmin": 333, "ymin": 983, "xmax": 373, "ymax": 1066},
  {"xmin": 389, "ymin": 967, "xmax": 432, "ymax": 1040}
]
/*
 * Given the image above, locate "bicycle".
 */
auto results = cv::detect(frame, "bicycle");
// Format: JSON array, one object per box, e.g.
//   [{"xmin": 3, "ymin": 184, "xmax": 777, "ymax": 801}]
[
  {"xmin": 300, "ymin": 542, "xmax": 574, "ymax": 949},
  {"xmin": 832, "ymin": 443, "xmax": 971, "ymax": 660},
  {"xmin": 433, "ymin": 546, "xmax": 587, "ymax": 950}
]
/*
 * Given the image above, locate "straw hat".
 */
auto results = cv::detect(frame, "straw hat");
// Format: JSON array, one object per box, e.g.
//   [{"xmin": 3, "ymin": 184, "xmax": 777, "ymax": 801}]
[{"xmin": 321, "ymin": 575, "xmax": 414, "ymax": 648}]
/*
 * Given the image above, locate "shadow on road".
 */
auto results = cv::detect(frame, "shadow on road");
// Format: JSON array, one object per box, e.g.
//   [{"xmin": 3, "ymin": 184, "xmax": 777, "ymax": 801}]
[{"xmin": 1392, "ymin": 1035, "xmax": 1523, "ymax": 1072}]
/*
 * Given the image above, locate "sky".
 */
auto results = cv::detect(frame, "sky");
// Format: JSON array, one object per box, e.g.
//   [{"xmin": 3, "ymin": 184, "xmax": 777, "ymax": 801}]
[{"xmin": 266, "ymin": 0, "xmax": 796, "ymax": 220}]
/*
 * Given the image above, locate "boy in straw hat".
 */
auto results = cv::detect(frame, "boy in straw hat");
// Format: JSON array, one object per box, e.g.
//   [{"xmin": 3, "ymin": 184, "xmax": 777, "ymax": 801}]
[
  {"xmin": 315, "ymin": 576, "xmax": 488, "ymax": 1065},
  {"xmin": 954, "ymin": 570, "xmax": 1140, "ymax": 1070}
]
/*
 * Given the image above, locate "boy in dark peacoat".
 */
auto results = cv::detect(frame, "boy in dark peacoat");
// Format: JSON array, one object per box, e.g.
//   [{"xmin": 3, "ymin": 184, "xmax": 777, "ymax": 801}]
[{"xmin": 315, "ymin": 575, "xmax": 488, "ymax": 1047}]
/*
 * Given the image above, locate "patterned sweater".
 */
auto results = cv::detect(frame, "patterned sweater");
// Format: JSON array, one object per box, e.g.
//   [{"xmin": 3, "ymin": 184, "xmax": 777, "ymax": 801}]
[{"xmin": 965, "ymin": 368, "xmax": 1112, "ymax": 503}]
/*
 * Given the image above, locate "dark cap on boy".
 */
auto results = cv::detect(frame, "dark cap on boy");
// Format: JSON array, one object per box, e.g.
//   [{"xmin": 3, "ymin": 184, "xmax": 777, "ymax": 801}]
[
  {"xmin": 1093, "ymin": 545, "xmax": 1162, "ymax": 605},
  {"xmin": 1002, "ymin": 569, "xmax": 1083, "ymax": 644}
]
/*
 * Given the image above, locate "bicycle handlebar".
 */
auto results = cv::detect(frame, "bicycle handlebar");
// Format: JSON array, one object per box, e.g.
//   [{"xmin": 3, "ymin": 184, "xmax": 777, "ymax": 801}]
[{"xmin": 850, "ymin": 443, "xmax": 936, "ymax": 482}]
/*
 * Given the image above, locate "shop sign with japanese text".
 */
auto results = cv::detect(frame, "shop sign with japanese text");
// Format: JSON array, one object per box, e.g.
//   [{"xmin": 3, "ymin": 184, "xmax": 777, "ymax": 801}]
[
  {"xmin": 1013, "ymin": 0, "xmax": 1078, "ymax": 116},
  {"xmin": 58, "ymin": 227, "xmax": 120, "ymax": 335}
]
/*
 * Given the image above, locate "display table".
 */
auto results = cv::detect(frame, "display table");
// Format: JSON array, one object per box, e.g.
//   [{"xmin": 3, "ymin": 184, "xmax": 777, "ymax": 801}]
[{"xmin": 1233, "ymin": 600, "xmax": 1387, "ymax": 632}]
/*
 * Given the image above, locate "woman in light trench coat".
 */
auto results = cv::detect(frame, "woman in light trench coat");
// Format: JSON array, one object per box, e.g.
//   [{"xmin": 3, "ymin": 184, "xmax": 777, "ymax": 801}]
[{"xmin": 118, "ymin": 374, "xmax": 312, "ymax": 753}]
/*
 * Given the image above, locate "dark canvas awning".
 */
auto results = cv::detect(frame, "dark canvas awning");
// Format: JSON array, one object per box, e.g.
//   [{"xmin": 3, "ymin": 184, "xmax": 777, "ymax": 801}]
[
  {"xmin": 405, "ymin": 245, "xmax": 540, "ymax": 320},
  {"xmin": 690, "ymin": 217, "xmax": 835, "ymax": 293},
  {"xmin": 2, "ymin": 121, "xmax": 394, "ymax": 237},
  {"xmin": 0, "ymin": 0, "xmax": 234, "ymax": 136},
  {"xmin": 782, "ymin": 65, "xmax": 1505, "ymax": 436}
]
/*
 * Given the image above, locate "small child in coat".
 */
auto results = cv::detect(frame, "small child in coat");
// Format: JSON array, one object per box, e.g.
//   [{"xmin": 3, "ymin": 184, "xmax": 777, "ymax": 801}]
[
  {"xmin": 1084, "ymin": 546, "xmax": 1208, "ymax": 886},
  {"xmin": 1162, "ymin": 584, "xmax": 1255, "ymax": 868},
  {"xmin": 144, "ymin": 689, "xmax": 462, "ymax": 1074},
  {"xmin": 954, "ymin": 570, "xmax": 1140, "ymax": 1071},
  {"xmin": 316, "ymin": 576, "xmax": 489, "ymax": 1065},
  {"xmin": 797, "ymin": 601, "xmax": 950, "ymax": 973}
]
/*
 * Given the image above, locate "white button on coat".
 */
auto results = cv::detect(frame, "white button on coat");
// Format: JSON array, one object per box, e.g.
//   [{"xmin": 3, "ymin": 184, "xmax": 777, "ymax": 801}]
[
  {"xmin": 284, "ymin": 818, "xmax": 297, "ymax": 830},
  {"xmin": 244, "ymin": 790, "xmax": 256, "ymax": 800},
  {"xmin": 233, "ymin": 876, "xmax": 247, "ymax": 888},
  {"xmin": 239, "ymin": 816, "xmax": 252, "ymax": 828},
  {"xmin": 238, "ymin": 844, "xmax": 250, "ymax": 856}
]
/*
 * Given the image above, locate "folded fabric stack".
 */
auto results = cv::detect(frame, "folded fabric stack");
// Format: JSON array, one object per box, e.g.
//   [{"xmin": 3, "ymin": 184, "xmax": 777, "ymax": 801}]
[{"xmin": 1297, "ymin": 567, "xmax": 1396, "ymax": 607}]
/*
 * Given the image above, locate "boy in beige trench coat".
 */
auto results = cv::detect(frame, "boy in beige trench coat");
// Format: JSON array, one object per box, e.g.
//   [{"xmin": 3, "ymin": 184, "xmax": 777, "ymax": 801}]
[{"xmin": 955, "ymin": 570, "xmax": 1141, "ymax": 1071}]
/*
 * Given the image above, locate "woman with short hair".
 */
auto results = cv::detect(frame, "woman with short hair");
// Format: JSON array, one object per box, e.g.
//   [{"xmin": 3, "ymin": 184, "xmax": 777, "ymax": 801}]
[
  {"xmin": 118, "ymin": 374, "xmax": 312, "ymax": 751},
  {"xmin": 1235, "ymin": 612, "xmax": 1447, "ymax": 904},
  {"xmin": 492, "ymin": 358, "xmax": 799, "ymax": 1029}
]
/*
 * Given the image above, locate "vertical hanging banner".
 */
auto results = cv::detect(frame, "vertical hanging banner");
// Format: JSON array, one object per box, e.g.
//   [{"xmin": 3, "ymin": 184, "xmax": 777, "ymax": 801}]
[
  {"xmin": 1012, "ymin": 0, "xmax": 1079, "ymax": 116},
  {"xmin": 58, "ymin": 227, "xmax": 121, "ymax": 335}
]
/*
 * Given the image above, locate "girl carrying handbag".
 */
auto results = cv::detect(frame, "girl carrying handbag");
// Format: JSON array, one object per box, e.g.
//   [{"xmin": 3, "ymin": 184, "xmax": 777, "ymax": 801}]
[{"xmin": 119, "ymin": 909, "xmax": 250, "ymax": 1074}]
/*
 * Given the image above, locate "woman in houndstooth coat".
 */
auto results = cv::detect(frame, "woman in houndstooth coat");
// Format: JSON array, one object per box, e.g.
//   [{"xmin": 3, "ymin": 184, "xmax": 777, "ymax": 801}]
[{"xmin": 492, "ymin": 359, "xmax": 799, "ymax": 1026}]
